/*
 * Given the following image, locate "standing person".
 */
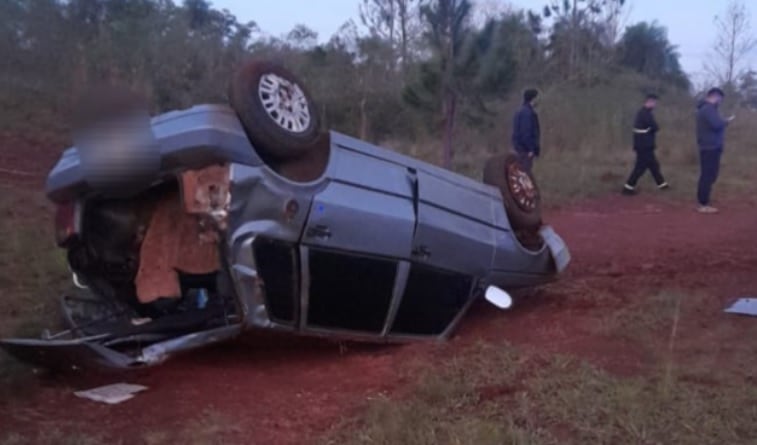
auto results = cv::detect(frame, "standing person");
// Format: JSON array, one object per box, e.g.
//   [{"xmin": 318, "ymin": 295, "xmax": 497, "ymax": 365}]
[
  {"xmin": 511, "ymin": 88, "xmax": 541, "ymax": 173},
  {"xmin": 622, "ymin": 93, "xmax": 669, "ymax": 195},
  {"xmin": 695, "ymin": 87, "xmax": 734, "ymax": 214}
]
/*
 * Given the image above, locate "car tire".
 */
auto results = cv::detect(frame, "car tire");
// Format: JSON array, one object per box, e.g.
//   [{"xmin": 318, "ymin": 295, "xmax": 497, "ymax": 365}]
[
  {"xmin": 229, "ymin": 60, "xmax": 321, "ymax": 160},
  {"xmin": 483, "ymin": 154, "xmax": 542, "ymax": 231}
]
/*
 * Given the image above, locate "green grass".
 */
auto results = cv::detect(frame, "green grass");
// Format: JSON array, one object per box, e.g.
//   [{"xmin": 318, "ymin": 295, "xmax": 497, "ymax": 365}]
[
  {"xmin": 386, "ymin": 75, "xmax": 757, "ymax": 206},
  {"xmin": 324, "ymin": 288, "xmax": 757, "ymax": 445},
  {"xmin": 0, "ymin": 186, "xmax": 68, "ymax": 337},
  {"xmin": 324, "ymin": 341, "xmax": 757, "ymax": 445},
  {"xmin": 0, "ymin": 187, "xmax": 68, "ymax": 395},
  {"xmin": 392, "ymin": 135, "xmax": 757, "ymax": 206},
  {"xmin": 0, "ymin": 409, "xmax": 238, "ymax": 445},
  {"xmin": 141, "ymin": 409, "xmax": 240, "ymax": 445}
]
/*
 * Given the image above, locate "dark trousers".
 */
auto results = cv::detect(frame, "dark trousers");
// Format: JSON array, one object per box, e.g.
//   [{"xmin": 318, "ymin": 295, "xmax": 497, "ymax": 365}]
[
  {"xmin": 697, "ymin": 149, "xmax": 722, "ymax": 206},
  {"xmin": 516, "ymin": 151, "xmax": 534, "ymax": 173},
  {"xmin": 626, "ymin": 148, "xmax": 665, "ymax": 187}
]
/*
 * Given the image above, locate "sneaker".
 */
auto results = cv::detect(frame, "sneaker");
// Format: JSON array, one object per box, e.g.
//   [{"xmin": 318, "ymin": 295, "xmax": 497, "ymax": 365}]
[
  {"xmin": 697, "ymin": 205, "xmax": 719, "ymax": 214},
  {"xmin": 622, "ymin": 184, "xmax": 637, "ymax": 196},
  {"xmin": 657, "ymin": 182, "xmax": 670, "ymax": 190}
]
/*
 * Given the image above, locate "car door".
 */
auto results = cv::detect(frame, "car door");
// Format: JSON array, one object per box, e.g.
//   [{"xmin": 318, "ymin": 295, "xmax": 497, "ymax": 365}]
[
  {"xmin": 410, "ymin": 169, "xmax": 496, "ymax": 276},
  {"xmin": 386, "ymin": 169, "xmax": 497, "ymax": 337},
  {"xmin": 300, "ymin": 148, "xmax": 416, "ymax": 335}
]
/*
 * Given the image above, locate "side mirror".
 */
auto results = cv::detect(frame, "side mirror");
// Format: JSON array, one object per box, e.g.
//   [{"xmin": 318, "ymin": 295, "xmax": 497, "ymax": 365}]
[{"xmin": 484, "ymin": 285, "xmax": 513, "ymax": 310}]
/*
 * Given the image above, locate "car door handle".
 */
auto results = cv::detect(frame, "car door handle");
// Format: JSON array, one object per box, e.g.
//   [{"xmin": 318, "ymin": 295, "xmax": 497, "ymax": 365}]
[
  {"xmin": 412, "ymin": 245, "xmax": 431, "ymax": 259},
  {"xmin": 306, "ymin": 224, "xmax": 332, "ymax": 239}
]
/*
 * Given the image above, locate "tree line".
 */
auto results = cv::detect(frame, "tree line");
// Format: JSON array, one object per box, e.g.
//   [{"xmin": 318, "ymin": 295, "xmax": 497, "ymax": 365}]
[{"xmin": 0, "ymin": 0, "xmax": 754, "ymax": 167}]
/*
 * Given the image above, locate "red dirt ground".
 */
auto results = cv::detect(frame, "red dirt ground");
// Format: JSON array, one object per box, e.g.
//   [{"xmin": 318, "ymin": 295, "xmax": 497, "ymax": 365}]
[
  {"xmin": 3, "ymin": 185, "xmax": 757, "ymax": 443},
  {"xmin": 0, "ymin": 133, "xmax": 64, "ymax": 189}
]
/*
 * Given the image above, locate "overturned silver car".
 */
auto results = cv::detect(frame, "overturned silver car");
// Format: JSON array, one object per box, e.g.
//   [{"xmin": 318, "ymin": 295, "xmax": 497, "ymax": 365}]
[{"xmin": 1, "ymin": 61, "xmax": 570, "ymax": 370}]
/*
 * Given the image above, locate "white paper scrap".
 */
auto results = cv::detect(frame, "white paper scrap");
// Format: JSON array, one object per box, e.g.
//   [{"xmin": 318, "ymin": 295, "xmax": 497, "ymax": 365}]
[{"xmin": 74, "ymin": 383, "xmax": 148, "ymax": 405}]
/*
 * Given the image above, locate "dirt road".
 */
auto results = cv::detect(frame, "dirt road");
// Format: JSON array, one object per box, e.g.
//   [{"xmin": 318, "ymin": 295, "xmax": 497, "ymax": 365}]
[{"xmin": 3, "ymin": 194, "xmax": 757, "ymax": 444}]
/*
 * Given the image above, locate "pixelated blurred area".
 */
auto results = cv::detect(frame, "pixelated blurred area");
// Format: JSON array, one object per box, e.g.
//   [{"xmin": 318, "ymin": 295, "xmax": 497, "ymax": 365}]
[
  {"xmin": 72, "ymin": 84, "xmax": 161, "ymax": 199},
  {"xmin": 70, "ymin": 84, "xmax": 150, "ymax": 133}
]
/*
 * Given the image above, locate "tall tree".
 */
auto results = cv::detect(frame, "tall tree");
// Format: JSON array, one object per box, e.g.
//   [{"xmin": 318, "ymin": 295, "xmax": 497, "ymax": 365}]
[
  {"xmin": 286, "ymin": 24, "xmax": 318, "ymax": 49},
  {"xmin": 597, "ymin": 0, "xmax": 631, "ymax": 45},
  {"xmin": 705, "ymin": 0, "xmax": 756, "ymax": 88},
  {"xmin": 404, "ymin": 0, "xmax": 517, "ymax": 168},
  {"xmin": 359, "ymin": 0, "xmax": 419, "ymax": 72},
  {"xmin": 618, "ymin": 22, "xmax": 689, "ymax": 89},
  {"xmin": 396, "ymin": 0, "xmax": 417, "ymax": 71},
  {"xmin": 326, "ymin": 21, "xmax": 404, "ymax": 140},
  {"xmin": 543, "ymin": 0, "xmax": 626, "ymax": 81},
  {"xmin": 471, "ymin": 0, "xmax": 512, "ymax": 25},
  {"xmin": 492, "ymin": 12, "xmax": 544, "ymax": 81}
]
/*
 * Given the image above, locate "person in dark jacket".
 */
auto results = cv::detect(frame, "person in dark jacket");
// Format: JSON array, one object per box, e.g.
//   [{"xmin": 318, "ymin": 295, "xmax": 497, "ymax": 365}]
[
  {"xmin": 695, "ymin": 87, "xmax": 734, "ymax": 214},
  {"xmin": 511, "ymin": 88, "xmax": 541, "ymax": 172},
  {"xmin": 622, "ymin": 94, "xmax": 668, "ymax": 195}
]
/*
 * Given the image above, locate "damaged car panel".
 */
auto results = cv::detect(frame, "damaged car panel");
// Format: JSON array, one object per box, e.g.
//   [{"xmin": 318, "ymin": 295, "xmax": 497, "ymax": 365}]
[{"xmin": 1, "ymin": 60, "xmax": 570, "ymax": 370}]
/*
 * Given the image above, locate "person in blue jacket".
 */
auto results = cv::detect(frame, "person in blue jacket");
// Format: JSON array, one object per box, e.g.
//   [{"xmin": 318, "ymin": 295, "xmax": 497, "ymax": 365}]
[
  {"xmin": 695, "ymin": 87, "xmax": 734, "ymax": 214},
  {"xmin": 511, "ymin": 88, "xmax": 541, "ymax": 172},
  {"xmin": 622, "ymin": 93, "xmax": 669, "ymax": 195}
]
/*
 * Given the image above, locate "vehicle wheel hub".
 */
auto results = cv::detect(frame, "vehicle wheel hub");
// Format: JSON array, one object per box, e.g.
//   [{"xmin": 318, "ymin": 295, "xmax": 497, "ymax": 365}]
[
  {"xmin": 506, "ymin": 162, "xmax": 538, "ymax": 212},
  {"xmin": 258, "ymin": 73, "xmax": 311, "ymax": 134}
]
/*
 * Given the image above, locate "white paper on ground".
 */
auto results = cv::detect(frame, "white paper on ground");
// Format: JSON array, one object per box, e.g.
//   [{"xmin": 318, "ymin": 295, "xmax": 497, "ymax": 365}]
[{"xmin": 74, "ymin": 383, "xmax": 148, "ymax": 405}]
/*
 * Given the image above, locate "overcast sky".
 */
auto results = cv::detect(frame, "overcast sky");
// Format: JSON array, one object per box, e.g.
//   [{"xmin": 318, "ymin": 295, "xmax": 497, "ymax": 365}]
[{"xmin": 212, "ymin": 0, "xmax": 756, "ymax": 85}]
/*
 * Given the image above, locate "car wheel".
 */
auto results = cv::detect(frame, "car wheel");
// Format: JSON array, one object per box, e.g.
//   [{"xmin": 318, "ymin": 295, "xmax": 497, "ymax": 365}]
[
  {"xmin": 229, "ymin": 60, "xmax": 321, "ymax": 159},
  {"xmin": 483, "ymin": 154, "xmax": 542, "ymax": 231}
]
